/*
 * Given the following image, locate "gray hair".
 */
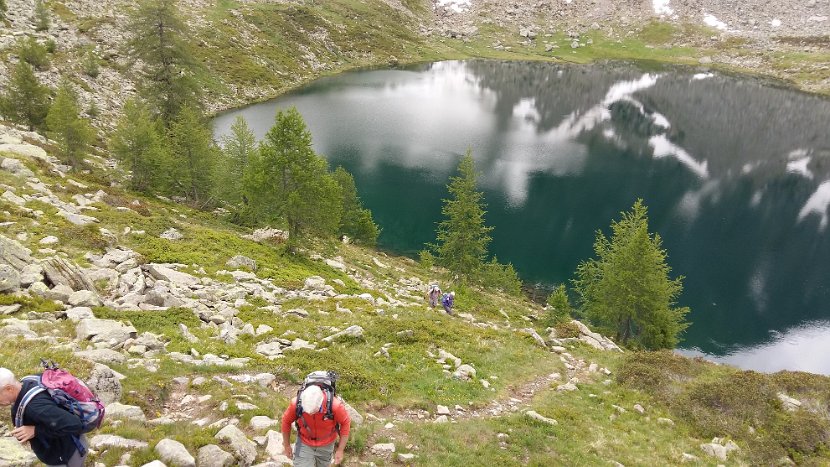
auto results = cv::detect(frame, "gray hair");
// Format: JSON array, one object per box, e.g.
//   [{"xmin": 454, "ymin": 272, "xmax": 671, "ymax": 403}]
[{"xmin": 0, "ymin": 368, "xmax": 16, "ymax": 387}]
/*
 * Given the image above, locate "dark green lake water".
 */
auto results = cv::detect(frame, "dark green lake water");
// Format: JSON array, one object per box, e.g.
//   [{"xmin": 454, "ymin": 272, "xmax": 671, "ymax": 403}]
[{"xmin": 214, "ymin": 60, "xmax": 830, "ymax": 374}]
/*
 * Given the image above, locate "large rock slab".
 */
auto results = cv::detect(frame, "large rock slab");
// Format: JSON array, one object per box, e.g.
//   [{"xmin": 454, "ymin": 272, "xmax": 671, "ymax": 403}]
[
  {"xmin": 76, "ymin": 318, "xmax": 137, "ymax": 345},
  {"xmin": 0, "ymin": 436, "xmax": 38, "ymax": 466},
  {"xmin": 144, "ymin": 264, "xmax": 198, "ymax": 287},
  {"xmin": 155, "ymin": 438, "xmax": 196, "ymax": 467},
  {"xmin": 0, "ymin": 157, "xmax": 35, "ymax": 177},
  {"xmin": 41, "ymin": 257, "xmax": 96, "ymax": 291},
  {"xmin": 89, "ymin": 434, "xmax": 149, "ymax": 450},
  {"xmin": 0, "ymin": 235, "xmax": 33, "ymax": 272},
  {"xmin": 215, "ymin": 424, "xmax": 256, "ymax": 466},
  {"xmin": 0, "ymin": 144, "xmax": 47, "ymax": 163}
]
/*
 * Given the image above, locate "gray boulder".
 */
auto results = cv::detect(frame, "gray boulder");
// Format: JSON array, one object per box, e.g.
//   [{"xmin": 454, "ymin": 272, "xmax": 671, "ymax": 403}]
[
  {"xmin": 215, "ymin": 424, "xmax": 256, "ymax": 466},
  {"xmin": 197, "ymin": 445, "xmax": 235, "ymax": 467},
  {"xmin": 76, "ymin": 319, "xmax": 137, "ymax": 346},
  {"xmin": 155, "ymin": 438, "xmax": 195, "ymax": 467},
  {"xmin": 322, "ymin": 325, "xmax": 364, "ymax": 343},
  {"xmin": 66, "ymin": 307, "xmax": 95, "ymax": 322},
  {"xmin": 86, "ymin": 363, "xmax": 123, "ymax": 404},
  {"xmin": 144, "ymin": 264, "xmax": 198, "ymax": 287},
  {"xmin": 0, "ymin": 157, "xmax": 35, "ymax": 178},
  {"xmin": 0, "ymin": 264, "xmax": 20, "ymax": 293},
  {"xmin": 0, "ymin": 235, "xmax": 33, "ymax": 271},
  {"xmin": 0, "ymin": 436, "xmax": 38, "ymax": 466},
  {"xmin": 226, "ymin": 255, "xmax": 257, "ymax": 271},
  {"xmin": 453, "ymin": 364, "xmax": 476, "ymax": 381},
  {"xmin": 106, "ymin": 402, "xmax": 147, "ymax": 422},
  {"xmin": 42, "ymin": 284, "xmax": 74, "ymax": 302},
  {"xmin": 68, "ymin": 290, "xmax": 102, "ymax": 307},
  {"xmin": 41, "ymin": 257, "xmax": 96, "ymax": 291},
  {"xmin": 89, "ymin": 434, "xmax": 149, "ymax": 450},
  {"xmin": 19, "ymin": 264, "xmax": 44, "ymax": 288}
]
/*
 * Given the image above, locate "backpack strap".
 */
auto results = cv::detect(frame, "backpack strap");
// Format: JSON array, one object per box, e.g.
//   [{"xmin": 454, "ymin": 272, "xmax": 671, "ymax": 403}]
[{"xmin": 15, "ymin": 377, "xmax": 46, "ymax": 428}]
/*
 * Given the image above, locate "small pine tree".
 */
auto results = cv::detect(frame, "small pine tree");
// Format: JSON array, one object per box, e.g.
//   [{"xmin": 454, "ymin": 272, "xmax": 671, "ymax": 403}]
[
  {"xmin": 573, "ymin": 199, "xmax": 691, "ymax": 349},
  {"xmin": 244, "ymin": 107, "xmax": 341, "ymax": 250},
  {"xmin": 0, "ymin": 61, "xmax": 50, "ymax": 131},
  {"xmin": 217, "ymin": 116, "xmax": 256, "ymax": 209},
  {"xmin": 18, "ymin": 36, "xmax": 50, "ymax": 70},
  {"xmin": 545, "ymin": 284, "xmax": 573, "ymax": 326},
  {"xmin": 166, "ymin": 104, "xmax": 217, "ymax": 205},
  {"xmin": 110, "ymin": 99, "xmax": 168, "ymax": 193},
  {"xmin": 83, "ymin": 50, "xmax": 100, "ymax": 78},
  {"xmin": 46, "ymin": 81, "xmax": 94, "ymax": 168},
  {"xmin": 480, "ymin": 257, "xmax": 522, "ymax": 295},
  {"xmin": 33, "ymin": 0, "xmax": 50, "ymax": 31},
  {"xmin": 433, "ymin": 151, "xmax": 493, "ymax": 281},
  {"xmin": 332, "ymin": 166, "xmax": 379, "ymax": 245}
]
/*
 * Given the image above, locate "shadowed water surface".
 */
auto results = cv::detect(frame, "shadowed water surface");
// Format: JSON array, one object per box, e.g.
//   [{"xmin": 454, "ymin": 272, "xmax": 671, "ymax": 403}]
[{"xmin": 213, "ymin": 60, "xmax": 830, "ymax": 374}]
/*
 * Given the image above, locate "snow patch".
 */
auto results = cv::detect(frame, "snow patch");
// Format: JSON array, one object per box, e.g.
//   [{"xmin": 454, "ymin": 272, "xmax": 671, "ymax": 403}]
[{"xmin": 703, "ymin": 14, "xmax": 728, "ymax": 31}]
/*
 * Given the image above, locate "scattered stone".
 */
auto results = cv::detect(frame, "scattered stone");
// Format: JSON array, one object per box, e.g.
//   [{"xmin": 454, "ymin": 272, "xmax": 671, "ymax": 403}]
[
  {"xmin": 76, "ymin": 319, "xmax": 137, "ymax": 346},
  {"xmin": 434, "ymin": 415, "xmax": 448, "ymax": 423},
  {"xmin": 197, "ymin": 445, "xmax": 235, "ymax": 467},
  {"xmin": 227, "ymin": 255, "xmax": 257, "ymax": 271},
  {"xmin": 633, "ymin": 404, "xmax": 645, "ymax": 414},
  {"xmin": 681, "ymin": 453, "xmax": 699, "ymax": 463},
  {"xmin": 89, "ymin": 434, "xmax": 149, "ymax": 450},
  {"xmin": 215, "ymin": 424, "xmax": 257, "ymax": 466},
  {"xmin": 777, "ymin": 392, "xmax": 802, "ymax": 411},
  {"xmin": 322, "ymin": 325, "xmax": 364, "ymax": 343},
  {"xmin": 160, "ymin": 228, "xmax": 183, "ymax": 240},
  {"xmin": 526, "ymin": 410, "xmax": 558, "ymax": 426},
  {"xmin": 155, "ymin": 438, "xmax": 196, "ymax": 467},
  {"xmin": 436, "ymin": 405, "xmax": 450, "ymax": 415},
  {"xmin": 106, "ymin": 402, "xmax": 147, "ymax": 421},
  {"xmin": 370, "ymin": 442, "xmax": 396, "ymax": 454},
  {"xmin": 452, "ymin": 364, "xmax": 476, "ymax": 381},
  {"xmin": 250, "ymin": 416, "xmax": 279, "ymax": 431},
  {"xmin": 68, "ymin": 290, "xmax": 102, "ymax": 307},
  {"xmin": 397, "ymin": 453, "xmax": 416, "ymax": 462}
]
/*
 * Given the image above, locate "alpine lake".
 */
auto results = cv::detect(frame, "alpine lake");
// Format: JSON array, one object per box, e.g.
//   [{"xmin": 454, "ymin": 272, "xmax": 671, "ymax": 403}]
[{"xmin": 213, "ymin": 60, "xmax": 830, "ymax": 375}]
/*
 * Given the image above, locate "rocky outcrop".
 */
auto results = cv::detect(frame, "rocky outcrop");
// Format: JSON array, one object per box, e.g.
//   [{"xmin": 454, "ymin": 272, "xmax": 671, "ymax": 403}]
[
  {"xmin": 0, "ymin": 235, "xmax": 33, "ymax": 272},
  {"xmin": 155, "ymin": 438, "xmax": 196, "ymax": 467},
  {"xmin": 41, "ymin": 257, "xmax": 96, "ymax": 292},
  {"xmin": 215, "ymin": 424, "xmax": 257, "ymax": 466},
  {"xmin": 76, "ymin": 318, "xmax": 137, "ymax": 346},
  {"xmin": 86, "ymin": 363, "xmax": 123, "ymax": 404},
  {"xmin": 197, "ymin": 445, "xmax": 235, "ymax": 467}
]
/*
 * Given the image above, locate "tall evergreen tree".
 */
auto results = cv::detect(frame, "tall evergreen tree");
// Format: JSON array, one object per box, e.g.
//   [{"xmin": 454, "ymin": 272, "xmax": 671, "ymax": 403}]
[
  {"xmin": 573, "ymin": 199, "xmax": 690, "ymax": 349},
  {"xmin": 245, "ymin": 107, "xmax": 341, "ymax": 250},
  {"xmin": 332, "ymin": 166, "xmax": 379, "ymax": 245},
  {"xmin": 433, "ymin": 151, "xmax": 493, "ymax": 281},
  {"xmin": 0, "ymin": 61, "xmax": 49, "ymax": 131},
  {"xmin": 167, "ymin": 104, "xmax": 217, "ymax": 205},
  {"xmin": 110, "ymin": 99, "xmax": 168, "ymax": 192},
  {"xmin": 46, "ymin": 81, "xmax": 94, "ymax": 168},
  {"xmin": 217, "ymin": 116, "xmax": 257, "ymax": 209},
  {"xmin": 127, "ymin": 0, "xmax": 201, "ymax": 125}
]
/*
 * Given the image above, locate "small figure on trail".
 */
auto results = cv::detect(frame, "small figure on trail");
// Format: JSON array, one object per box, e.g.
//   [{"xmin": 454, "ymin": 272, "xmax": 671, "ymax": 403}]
[
  {"xmin": 282, "ymin": 370, "xmax": 352, "ymax": 466},
  {"xmin": 427, "ymin": 283, "xmax": 442, "ymax": 308},
  {"xmin": 0, "ymin": 365, "xmax": 99, "ymax": 467},
  {"xmin": 441, "ymin": 291, "xmax": 455, "ymax": 315}
]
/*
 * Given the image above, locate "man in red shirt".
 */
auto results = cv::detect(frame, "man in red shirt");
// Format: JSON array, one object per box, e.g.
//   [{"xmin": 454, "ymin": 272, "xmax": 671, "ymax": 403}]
[{"xmin": 281, "ymin": 384, "xmax": 351, "ymax": 466}]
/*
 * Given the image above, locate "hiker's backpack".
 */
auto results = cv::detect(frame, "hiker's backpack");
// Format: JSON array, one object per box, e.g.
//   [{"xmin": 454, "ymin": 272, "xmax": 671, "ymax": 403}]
[
  {"xmin": 442, "ymin": 293, "xmax": 451, "ymax": 306},
  {"xmin": 295, "ymin": 370, "xmax": 338, "ymax": 440},
  {"xmin": 15, "ymin": 360, "xmax": 106, "ymax": 435}
]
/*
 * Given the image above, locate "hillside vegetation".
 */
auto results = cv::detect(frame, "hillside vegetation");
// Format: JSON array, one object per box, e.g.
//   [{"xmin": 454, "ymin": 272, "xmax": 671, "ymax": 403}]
[{"xmin": 1, "ymin": 124, "xmax": 830, "ymax": 465}]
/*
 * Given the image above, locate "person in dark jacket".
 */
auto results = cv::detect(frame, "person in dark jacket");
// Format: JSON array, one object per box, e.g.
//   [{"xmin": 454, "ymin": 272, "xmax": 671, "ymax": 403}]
[{"xmin": 0, "ymin": 367, "xmax": 87, "ymax": 467}]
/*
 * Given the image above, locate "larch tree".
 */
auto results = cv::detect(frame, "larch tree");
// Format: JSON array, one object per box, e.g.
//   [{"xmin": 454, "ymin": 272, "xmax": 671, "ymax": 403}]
[
  {"xmin": 433, "ymin": 151, "xmax": 493, "ymax": 281},
  {"xmin": 46, "ymin": 81, "xmax": 94, "ymax": 169},
  {"xmin": 217, "ymin": 116, "xmax": 257, "ymax": 211},
  {"xmin": 573, "ymin": 199, "xmax": 690, "ymax": 349},
  {"xmin": 167, "ymin": 104, "xmax": 218, "ymax": 205},
  {"xmin": 127, "ymin": 0, "xmax": 201, "ymax": 125},
  {"xmin": 245, "ymin": 107, "xmax": 341, "ymax": 250},
  {"xmin": 0, "ymin": 61, "xmax": 50, "ymax": 131},
  {"xmin": 110, "ymin": 99, "xmax": 168, "ymax": 193},
  {"xmin": 332, "ymin": 166, "xmax": 379, "ymax": 245}
]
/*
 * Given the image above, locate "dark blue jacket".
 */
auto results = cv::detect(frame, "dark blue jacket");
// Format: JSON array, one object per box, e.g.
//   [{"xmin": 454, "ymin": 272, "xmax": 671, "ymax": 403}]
[{"xmin": 10, "ymin": 378, "xmax": 84, "ymax": 465}]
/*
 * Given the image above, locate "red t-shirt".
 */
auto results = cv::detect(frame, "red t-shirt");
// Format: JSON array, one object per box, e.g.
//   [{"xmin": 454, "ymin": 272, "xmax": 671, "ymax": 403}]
[{"xmin": 281, "ymin": 394, "xmax": 351, "ymax": 447}]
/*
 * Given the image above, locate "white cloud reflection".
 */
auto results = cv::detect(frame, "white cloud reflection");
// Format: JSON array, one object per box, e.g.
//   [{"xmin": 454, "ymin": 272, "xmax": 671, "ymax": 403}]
[
  {"xmin": 797, "ymin": 180, "xmax": 830, "ymax": 230},
  {"xmin": 679, "ymin": 321, "xmax": 830, "ymax": 375}
]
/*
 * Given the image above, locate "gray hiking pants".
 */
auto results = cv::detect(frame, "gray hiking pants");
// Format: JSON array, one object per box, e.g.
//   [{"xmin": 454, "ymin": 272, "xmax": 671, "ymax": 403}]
[
  {"xmin": 293, "ymin": 438, "xmax": 336, "ymax": 467},
  {"xmin": 46, "ymin": 436, "xmax": 87, "ymax": 467}
]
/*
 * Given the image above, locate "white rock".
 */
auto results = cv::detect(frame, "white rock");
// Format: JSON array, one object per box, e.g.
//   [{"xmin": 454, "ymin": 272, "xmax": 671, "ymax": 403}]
[
  {"xmin": 197, "ymin": 445, "xmax": 235, "ymax": 467},
  {"xmin": 39, "ymin": 235, "xmax": 59, "ymax": 245},
  {"xmin": 89, "ymin": 434, "xmax": 149, "ymax": 450},
  {"xmin": 526, "ymin": 410, "xmax": 558, "ymax": 426},
  {"xmin": 215, "ymin": 424, "xmax": 257, "ymax": 466},
  {"xmin": 141, "ymin": 461, "xmax": 167, "ymax": 467},
  {"xmin": 436, "ymin": 405, "xmax": 450, "ymax": 415},
  {"xmin": 322, "ymin": 325, "xmax": 364, "ymax": 343},
  {"xmin": 250, "ymin": 416, "xmax": 279, "ymax": 431},
  {"xmin": 155, "ymin": 438, "xmax": 195, "ymax": 467},
  {"xmin": 370, "ymin": 442, "xmax": 396, "ymax": 454},
  {"xmin": 434, "ymin": 415, "xmax": 449, "ymax": 423},
  {"xmin": 452, "ymin": 364, "xmax": 476, "ymax": 381},
  {"xmin": 107, "ymin": 403, "xmax": 147, "ymax": 421},
  {"xmin": 69, "ymin": 290, "xmax": 102, "ymax": 307},
  {"xmin": 160, "ymin": 228, "xmax": 183, "ymax": 240},
  {"xmin": 777, "ymin": 392, "xmax": 802, "ymax": 411}
]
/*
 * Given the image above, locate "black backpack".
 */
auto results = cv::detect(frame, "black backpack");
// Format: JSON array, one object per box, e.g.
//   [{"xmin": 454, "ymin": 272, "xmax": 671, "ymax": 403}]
[{"xmin": 295, "ymin": 371, "xmax": 338, "ymax": 440}]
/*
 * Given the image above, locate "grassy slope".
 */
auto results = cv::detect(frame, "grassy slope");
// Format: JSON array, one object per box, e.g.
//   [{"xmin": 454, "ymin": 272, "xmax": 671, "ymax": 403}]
[{"xmin": 2, "ymin": 141, "xmax": 830, "ymax": 465}]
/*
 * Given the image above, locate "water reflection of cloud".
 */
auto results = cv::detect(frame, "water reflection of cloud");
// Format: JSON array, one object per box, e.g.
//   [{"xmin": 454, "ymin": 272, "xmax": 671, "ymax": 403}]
[
  {"xmin": 679, "ymin": 321, "xmax": 830, "ymax": 375},
  {"xmin": 649, "ymin": 135, "xmax": 709, "ymax": 177},
  {"xmin": 676, "ymin": 180, "xmax": 721, "ymax": 221},
  {"xmin": 786, "ymin": 149, "xmax": 813, "ymax": 179},
  {"xmin": 797, "ymin": 180, "xmax": 830, "ymax": 230}
]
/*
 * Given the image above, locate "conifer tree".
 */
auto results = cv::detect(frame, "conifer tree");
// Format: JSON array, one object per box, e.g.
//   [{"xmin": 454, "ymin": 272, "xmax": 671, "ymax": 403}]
[
  {"xmin": 167, "ymin": 104, "xmax": 217, "ymax": 205},
  {"xmin": 433, "ymin": 151, "xmax": 493, "ymax": 281},
  {"xmin": 33, "ymin": 0, "xmax": 50, "ymax": 31},
  {"xmin": 18, "ymin": 36, "xmax": 50, "ymax": 71},
  {"xmin": 573, "ymin": 199, "xmax": 690, "ymax": 349},
  {"xmin": 332, "ymin": 166, "xmax": 379, "ymax": 245},
  {"xmin": 245, "ymin": 107, "xmax": 341, "ymax": 250},
  {"xmin": 127, "ymin": 0, "xmax": 201, "ymax": 125},
  {"xmin": 46, "ymin": 81, "xmax": 94, "ymax": 168},
  {"xmin": 0, "ymin": 61, "xmax": 50, "ymax": 131},
  {"xmin": 217, "ymin": 116, "xmax": 256, "ymax": 209},
  {"xmin": 110, "ymin": 99, "xmax": 168, "ymax": 192}
]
